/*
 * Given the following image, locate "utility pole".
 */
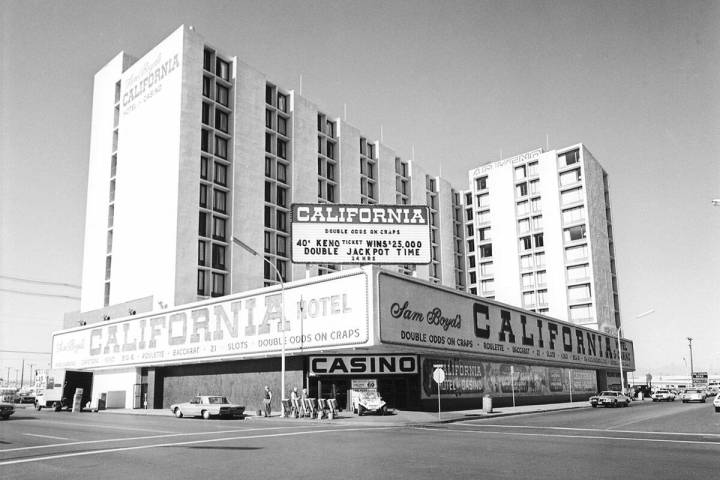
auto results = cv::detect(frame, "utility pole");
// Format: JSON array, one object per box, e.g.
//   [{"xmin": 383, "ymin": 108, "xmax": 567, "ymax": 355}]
[
  {"xmin": 687, "ymin": 337, "xmax": 694, "ymax": 382},
  {"xmin": 20, "ymin": 359, "xmax": 25, "ymax": 388}
]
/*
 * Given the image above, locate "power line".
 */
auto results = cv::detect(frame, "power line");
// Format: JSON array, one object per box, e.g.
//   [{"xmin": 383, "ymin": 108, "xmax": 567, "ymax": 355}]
[
  {"xmin": 0, "ymin": 275, "xmax": 81, "ymax": 289},
  {"xmin": 0, "ymin": 349, "xmax": 51, "ymax": 355},
  {"xmin": 0, "ymin": 288, "xmax": 80, "ymax": 300}
]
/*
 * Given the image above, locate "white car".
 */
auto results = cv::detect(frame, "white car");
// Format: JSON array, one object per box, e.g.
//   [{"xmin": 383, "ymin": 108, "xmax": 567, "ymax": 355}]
[
  {"xmin": 713, "ymin": 393, "xmax": 720, "ymax": 413},
  {"xmin": 170, "ymin": 395, "xmax": 245, "ymax": 419},
  {"xmin": 650, "ymin": 389, "xmax": 675, "ymax": 402},
  {"xmin": 680, "ymin": 388, "xmax": 706, "ymax": 403}
]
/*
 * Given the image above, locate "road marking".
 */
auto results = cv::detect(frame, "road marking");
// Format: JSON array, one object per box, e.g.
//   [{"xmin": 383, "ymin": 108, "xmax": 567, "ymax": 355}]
[
  {"xmin": 0, "ymin": 426, "xmax": 392, "ymax": 466},
  {"xmin": 23, "ymin": 434, "xmax": 71, "ymax": 441},
  {"xmin": 32, "ymin": 420, "xmax": 174, "ymax": 434},
  {"xmin": 414, "ymin": 427, "xmax": 720, "ymax": 446},
  {"xmin": 455, "ymin": 423, "xmax": 720, "ymax": 438},
  {"xmin": 0, "ymin": 424, "xmax": 343, "ymax": 453}
]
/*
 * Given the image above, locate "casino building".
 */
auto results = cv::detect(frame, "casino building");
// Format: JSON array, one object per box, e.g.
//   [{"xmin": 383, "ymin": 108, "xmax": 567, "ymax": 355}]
[
  {"xmin": 53, "ymin": 267, "xmax": 635, "ymax": 411},
  {"xmin": 58, "ymin": 25, "xmax": 633, "ymax": 411}
]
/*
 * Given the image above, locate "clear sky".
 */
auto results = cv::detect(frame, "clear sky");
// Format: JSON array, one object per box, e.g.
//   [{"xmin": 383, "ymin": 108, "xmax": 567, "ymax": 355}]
[{"xmin": 1, "ymin": 0, "xmax": 718, "ymax": 384}]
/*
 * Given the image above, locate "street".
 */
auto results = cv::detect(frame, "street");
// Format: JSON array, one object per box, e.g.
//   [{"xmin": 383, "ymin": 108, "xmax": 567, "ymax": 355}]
[{"xmin": 1, "ymin": 401, "xmax": 718, "ymax": 479}]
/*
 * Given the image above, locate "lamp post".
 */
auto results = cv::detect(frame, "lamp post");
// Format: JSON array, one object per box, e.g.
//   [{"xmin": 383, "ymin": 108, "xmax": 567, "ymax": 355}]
[
  {"xmin": 687, "ymin": 337, "xmax": 694, "ymax": 384},
  {"xmin": 616, "ymin": 309, "xmax": 655, "ymax": 394},
  {"xmin": 233, "ymin": 237, "xmax": 287, "ymax": 410}
]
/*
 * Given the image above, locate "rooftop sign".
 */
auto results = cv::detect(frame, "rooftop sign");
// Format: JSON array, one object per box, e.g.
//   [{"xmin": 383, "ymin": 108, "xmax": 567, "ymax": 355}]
[{"xmin": 291, "ymin": 204, "xmax": 431, "ymax": 264}]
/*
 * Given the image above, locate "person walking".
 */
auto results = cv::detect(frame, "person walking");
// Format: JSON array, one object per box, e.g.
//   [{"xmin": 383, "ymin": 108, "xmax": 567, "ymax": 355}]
[{"xmin": 263, "ymin": 385, "xmax": 272, "ymax": 417}]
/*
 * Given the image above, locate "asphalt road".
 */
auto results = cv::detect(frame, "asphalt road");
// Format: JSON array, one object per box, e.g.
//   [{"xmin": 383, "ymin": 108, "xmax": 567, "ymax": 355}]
[{"xmin": 1, "ymin": 401, "xmax": 718, "ymax": 480}]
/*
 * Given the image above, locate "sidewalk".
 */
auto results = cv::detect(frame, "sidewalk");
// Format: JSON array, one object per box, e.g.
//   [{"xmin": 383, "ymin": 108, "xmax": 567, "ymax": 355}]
[{"xmin": 95, "ymin": 400, "xmax": 591, "ymax": 425}]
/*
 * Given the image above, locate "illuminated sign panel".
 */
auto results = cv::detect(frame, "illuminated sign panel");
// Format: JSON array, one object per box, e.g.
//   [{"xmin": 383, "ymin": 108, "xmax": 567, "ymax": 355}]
[
  {"xmin": 377, "ymin": 272, "xmax": 635, "ymax": 370},
  {"xmin": 52, "ymin": 272, "xmax": 370, "ymax": 369},
  {"xmin": 291, "ymin": 204, "xmax": 431, "ymax": 264},
  {"xmin": 309, "ymin": 355, "xmax": 418, "ymax": 376}
]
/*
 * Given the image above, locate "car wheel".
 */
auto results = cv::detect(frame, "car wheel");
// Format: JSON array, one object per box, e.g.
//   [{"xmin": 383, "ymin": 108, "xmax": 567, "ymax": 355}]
[
  {"xmin": 591, "ymin": 404, "xmax": 597, "ymax": 408},
  {"xmin": 715, "ymin": 407, "xmax": 719, "ymax": 413},
  {"xmin": 35, "ymin": 404, "xmax": 42, "ymax": 411},
  {"xmin": 174, "ymin": 408, "xmax": 183, "ymax": 418},
  {"xmin": 54, "ymin": 403, "xmax": 62, "ymax": 412},
  {"xmin": 0, "ymin": 414, "xmax": 9, "ymax": 420},
  {"xmin": 358, "ymin": 405, "xmax": 365, "ymax": 416},
  {"xmin": 202, "ymin": 410, "xmax": 211, "ymax": 420}
]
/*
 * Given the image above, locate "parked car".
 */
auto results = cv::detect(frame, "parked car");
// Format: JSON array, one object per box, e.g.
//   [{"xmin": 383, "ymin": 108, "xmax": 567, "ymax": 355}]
[
  {"xmin": 650, "ymin": 389, "xmax": 675, "ymax": 402},
  {"xmin": 680, "ymin": 388, "xmax": 706, "ymax": 403},
  {"xmin": 0, "ymin": 401, "xmax": 15, "ymax": 420},
  {"xmin": 170, "ymin": 395, "xmax": 245, "ymax": 419},
  {"xmin": 352, "ymin": 390, "xmax": 387, "ymax": 416},
  {"xmin": 590, "ymin": 391, "xmax": 632, "ymax": 408},
  {"xmin": 713, "ymin": 393, "xmax": 720, "ymax": 413},
  {"xmin": 15, "ymin": 389, "xmax": 36, "ymax": 404}
]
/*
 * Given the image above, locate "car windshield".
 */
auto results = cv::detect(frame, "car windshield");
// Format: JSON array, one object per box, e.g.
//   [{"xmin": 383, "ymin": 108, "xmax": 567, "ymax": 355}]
[
  {"xmin": 208, "ymin": 396, "xmax": 230, "ymax": 404},
  {"xmin": 601, "ymin": 392, "xmax": 617, "ymax": 396},
  {"xmin": 686, "ymin": 389, "xmax": 701, "ymax": 394}
]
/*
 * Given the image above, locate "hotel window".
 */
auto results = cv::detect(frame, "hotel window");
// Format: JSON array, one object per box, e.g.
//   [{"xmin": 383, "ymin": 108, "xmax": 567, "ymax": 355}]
[
  {"xmin": 567, "ymin": 263, "xmax": 590, "ymax": 281},
  {"xmin": 518, "ymin": 218, "xmax": 530, "ymax": 234},
  {"xmin": 478, "ymin": 227, "xmax": 491, "ymax": 241},
  {"xmin": 519, "ymin": 236, "xmax": 531, "ymax": 251},
  {"xmin": 568, "ymin": 284, "xmax": 591, "ymax": 302},
  {"xmin": 520, "ymin": 254, "xmax": 533, "ymax": 269},
  {"xmin": 528, "ymin": 161, "xmax": 539, "ymax": 176},
  {"xmin": 266, "ymin": 84, "xmax": 274, "ymax": 105},
  {"xmin": 479, "ymin": 244, "xmax": 492, "ymax": 258},
  {"xmin": 326, "ymin": 163, "xmax": 335, "ymax": 181},
  {"xmin": 276, "ymin": 186, "xmax": 287, "ymax": 207},
  {"xmin": 564, "ymin": 224, "xmax": 587, "ymax": 242},
  {"xmin": 475, "ymin": 176, "xmax": 487, "ymax": 190},
  {"xmin": 480, "ymin": 262, "xmax": 493, "ymax": 276},
  {"xmin": 560, "ymin": 168, "xmax": 582, "ymax": 187},
  {"xmin": 105, "ymin": 256, "xmax": 112, "ymax": 280},
  {"xmin": 215, "ymin": 136, "xmax": 228, "ymax": 159},
  {"xmin": 216, "ymin": 85, "xmax": 229, "ymax": 107},
  {"xmin": 265, "ymin": 133, "xmax": 273, "ymax": 153},
  {"xmin": 467, "ymin": 239, "xmax": 475, "ymax": 252},
  {"xmin": 468, "ymin": 256, "xmax": 476, "ymax": 268},
  {"xmin": 559, "ymin": 149, "xmax": 580, "ymax": 168},
  {"xmin": 521, "ymin": 273, "xmax": 534, "ymax": 288},
  {"xmin": 469, "ymin": 272, "xmax": 477, "ymax": 284},
  {"xmin": 215, "ymin": 109, "xmax": 229, "ymax": 133},
  {"xmin": 202, "ymin": 102, "xmax": 211, "ymax": 125},
  {"xmin": 277, "ymin": 211, "xmax": 287, "ymax": 231},
  {"xmin": 203, "ymin": 49, "xmax": 213, "ymax": 70},
  {"xmin": 531, "ymin": 215, "xmax": 542, "ymax": 230},
  {"xmin": 107, "ymin": 205, "xmax": 114, "ymax": 228},
  {"xmin": 213, "ymin": 190, "xmax": 227, "ymax": 213},
  {"xmin": 264, "ymin": 232, "xmax": 272, "ymax": 253},
  {"xmin": 531, "ymin": 197, "xmax": 542, "ymax": 212},
  {"xmin": 481, "ymin": 279, "xmax": 495, "ymax": 293},
  {"xmin": 203, "ymin": 77, "xmax": 212, "ymax": 97},
  {"xmin": 515, "ymin": 165, "xmax": 527, "ymax": 180},
  {"xmin": 265, "ymin": 157, "xmax": 273, "ymax": 177},
  {"xmin": 216, "ymin": 58, "xmax": 230, "ymax": 81},
  {"xmin": 529, "ymin": 179, "xmax": 539, "ymax": 195},
  {"xmin": 565, "ymin": 244, "xmax": 588, "ymax": 262},
  {"xmin": 213, "ymin": 217, "xmax": 226, "ymax": 241},
  {"xmin": 198, "ymin": 241, "xmax": 207, "ymax": 266},
  {"xmin": 516, "ymin": 200, "xmax": 529, "ymax": 216},
  {"xmin": 537, "ymin": 289, "xmax": 548, "ymax": 305},
  {"xmin": 277, "ymin": 163, "xmax": 287, "ymax": 183},
  {"xmin": 201, "ymin": 130, "xmax": 210, "ymax": 152},
  {"xmin": 201, "ymin": 157, "xmax": 209, "ymax": 179},
  {"xmin": 569, "ymin": 304, "xmax": 592, "ymax": 322},
  {"xmin": 562, "ymin": 206, "xmax": 585, "ymax": 224},
  {"xmin": 476, "ymin": 193, "xmax": 489, "ymax": 208},
  {"xmin": 535, "ymin": 251, "xmax": 545, "ymax": 267},
  {"xmin": 212, "ymin": 244, "xmax": 226, "ymax": 269},
  {"xmin": 276, "ymin": 236, "xmax": 287, "ymax": 257},
  {"xmin": 266, "ymin": 110, "xmax": 273, "ymax": 128},
  {"xmin": 264, "ymin": 181, "xmax": 272, "ymax": 202},
  {"xmin": 533, "ymin": 233, "xmax": 544, "ymax": 248},
  {"xmin": 277, "ymin": 94, "xmax": 288, "ymax": 113},
  {"xmin": 278, "ymin": 116, "xmax": 287, "ymax": 136},
  {"xmin": 197, "ymin": 270, "xmax": 206, "ymax": 295},
  {"xmin": 477, "ymin": 210, "xmax": 490, "ymax": 224},
  {"xmin": 199, "ymin": 184, "xmax": 208, "ymax": 207},
  {"xmin": 111, "ymin": 154, "xmax": 117, "ymax": 178},
  {"xmin": 214, "ymin": 163, "xmax": 227, "ymax": 186},
  {"xmin": 536, "ymin": 270, "xmax": 546, "ymax": 285},
  {"xmin": 516, "ymin": 182, "xmax": 528, "ymax": 197},
  {"xmin": 326, "ymin": 142, "xmax": 335, "ymax": 160},
  {"xmin": 466, "ymin": 208, "xmax": 473, "ymax": 221},
  {"xmin": 264, "ymin": 207, "xmax": 272, "ymax": 227},
  {"xmin": 277, "ymin": 139, "xmax": 287, "ymax": 159},
  {"xmin": 198, "ymin": 212, "xmax": 209, "ymax": 237},
  {"xmin": 466, "ymin": 224, "xmax": 474, "ymax": 237},
  {"xmin": 211, "ymin": 272, "xmax": 225, "ymax": 297},
  {"xmin": 523, "ymin": 292, "xmax": 535, "ymax": 308}
]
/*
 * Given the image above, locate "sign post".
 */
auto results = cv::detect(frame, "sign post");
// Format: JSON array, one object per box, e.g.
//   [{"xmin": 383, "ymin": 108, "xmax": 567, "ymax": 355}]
[
  {"xmin": 510, "ymin": 365, "xmax": 516, "ymax": 407},
  {"xmin": 432, "ymin": 364, "xmax": 445, "ymax": 422}
]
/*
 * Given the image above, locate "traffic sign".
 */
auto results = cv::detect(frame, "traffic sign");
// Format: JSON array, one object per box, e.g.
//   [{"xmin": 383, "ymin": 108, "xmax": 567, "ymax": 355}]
[{"xmin": 433, "ymin": 367, "xmax": 445, "ymax": 384}]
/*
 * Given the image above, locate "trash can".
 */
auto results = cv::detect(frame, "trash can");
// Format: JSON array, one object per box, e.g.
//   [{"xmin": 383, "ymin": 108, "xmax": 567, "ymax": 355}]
[
  {"xmin": 482, "ymin": 395, "xmax": 493, "ymax": 413},
  {"xmin": 72, "ymin": 388, "xmax": 84, "ymax": 413}
]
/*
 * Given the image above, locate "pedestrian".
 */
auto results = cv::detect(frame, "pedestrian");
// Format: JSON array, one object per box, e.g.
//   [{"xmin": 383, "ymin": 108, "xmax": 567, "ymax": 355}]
[
  {"xmin": 290, "ymin": 387, "xmax": 299, "ymax": 418},
  {"xmin": 263, "ymin": 385, "xmax": 272, "ymax": 417}
]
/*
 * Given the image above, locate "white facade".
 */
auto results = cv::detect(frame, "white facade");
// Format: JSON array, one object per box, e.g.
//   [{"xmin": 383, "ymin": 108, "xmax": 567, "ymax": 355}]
[
  {"xmin": 80, "ymin": 25, "xmax": 465, "ymax": 319},
  {"xmin": 464, "ymin": 146, "xmax": 620, "ymax": 333}
]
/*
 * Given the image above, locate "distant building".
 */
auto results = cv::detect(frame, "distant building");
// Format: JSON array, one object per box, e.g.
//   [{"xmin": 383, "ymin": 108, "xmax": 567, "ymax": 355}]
[{"xmin": 463, "ymin": 146, "xmax": 620, "ymax": 333}]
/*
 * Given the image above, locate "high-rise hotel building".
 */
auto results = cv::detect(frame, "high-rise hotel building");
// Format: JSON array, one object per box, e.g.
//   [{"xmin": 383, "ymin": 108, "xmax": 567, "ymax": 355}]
[
  {"xmin": 80, "ymin": 25, "xmax": 466, "ymax": 315},
  {"xmin": 463, "ymin": 146, "xmax": 620, "ymax": 333}
]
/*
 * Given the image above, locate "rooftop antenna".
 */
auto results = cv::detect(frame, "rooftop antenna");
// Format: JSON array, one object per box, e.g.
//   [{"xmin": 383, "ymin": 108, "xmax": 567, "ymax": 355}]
[{"xmin": 343, "ymin": 103, "xmax": 347, "ymax": 121}]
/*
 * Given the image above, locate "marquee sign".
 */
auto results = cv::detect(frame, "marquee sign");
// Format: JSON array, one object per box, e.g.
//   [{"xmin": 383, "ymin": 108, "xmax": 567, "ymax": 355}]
[
  {"xmin": 291, "ymin": 204, "xmax": 431, "ymax": 264},
  {"xmin": 309, "ymin": 355, "xmax": 418, "ymax": 376},
  {"xmin": 377, "ymin": 272, "xmax": 635, "ymax": 371},
  {"xmin": 51, "ymin": 272, "xmax": 370, "ymax": 369}
]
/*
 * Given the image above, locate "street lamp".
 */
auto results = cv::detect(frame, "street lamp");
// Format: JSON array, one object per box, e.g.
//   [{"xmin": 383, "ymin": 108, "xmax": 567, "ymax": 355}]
[
  {"xmin": 232, "ymin": 237, "xmax": 288, "ymax": 410},
  {"xmin": 687, "ymin": 337, "xmax": 694, "ymax": 383},
  {"xmin": 617, "ymin": 309, "xmax": 655, "ymax": 394}
]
